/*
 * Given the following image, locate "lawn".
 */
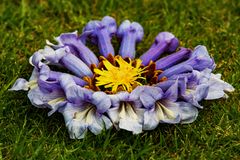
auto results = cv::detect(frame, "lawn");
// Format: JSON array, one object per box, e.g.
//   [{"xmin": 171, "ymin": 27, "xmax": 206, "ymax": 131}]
[{"xmin": 0, "ymin": 0, "xmax": 240, "ymax": 159}]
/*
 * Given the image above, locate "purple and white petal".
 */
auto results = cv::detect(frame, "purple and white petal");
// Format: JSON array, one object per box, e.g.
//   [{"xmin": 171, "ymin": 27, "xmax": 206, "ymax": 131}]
[
  {"xmin": 177, "ymin": 102, "xmax": 199, "ymax": 124},
  {"xmin": 60, "ymin": 102, "xmax": 112, "ymax": 139},
  {"xmin": 143, "ymin": 100, "xmax": 180, "ymax": 130},
  {"xmin": 118, "ymin": 102, "xmax": 145, "ymax": 134},
  {"xmin": 205, "ymin": 73, "xmax": 235, "ymax": 100},
  {"xmin": 27, "ymin": 86, "xmax": 65, "ymax": 109},
  {"xmin": 9, "ymin": 78, "xmax": 30, "ymax": 91},
  {"xmin": 91, "ymin": 91, "xmax": 111, "ymax": 114}
]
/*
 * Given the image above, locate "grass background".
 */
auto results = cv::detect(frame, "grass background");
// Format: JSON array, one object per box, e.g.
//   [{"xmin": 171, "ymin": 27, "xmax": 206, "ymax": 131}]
[{"xmin": 0, "ymin": 0, "xmax": 239, "ymax": 159}]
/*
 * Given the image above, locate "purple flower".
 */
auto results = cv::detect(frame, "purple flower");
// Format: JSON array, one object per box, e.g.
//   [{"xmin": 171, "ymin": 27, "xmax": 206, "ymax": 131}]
[
  {"xmin": 47, "ymin": 31, "xmax": 99, "ymax": 66},
  {"xmin": 107, "ymin": 91, "xmax": 145, "ymax": 134},
  {"xmin": 83, "ymin": 16, "xmax": 117, "ymax": 57},
  {"xmin": 117, "ymin": 20, "xmax": 144, "ymax": 59},
  {"xmin": 131, "ymin": 83, "xmax": 198, "ymax": 130},
  {"xmin": 140, "ymin": 32, "xmax": 179, "ymax": 65},
  {"xmin": 158, "ymin": 45, "xmax": 215, "ymax": 79},
  {"xmin": 57, "ymin": 74, "xmax": 112, "ymax": 139},
  {"xmin": 30, "ymin": 46, "xmax": 93, "ymax": 78},
  {"xmin": 10, "ymin": 68, "xmax": 66, "ymax": 112},
  {"xmin": 172, "ymin": 69, "xmax": 212, "ymax": 108}
]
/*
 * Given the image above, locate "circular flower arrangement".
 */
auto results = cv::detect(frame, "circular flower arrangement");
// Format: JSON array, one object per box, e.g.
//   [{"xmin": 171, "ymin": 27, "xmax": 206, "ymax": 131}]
[{"xmin": 10, "ymin": 16, "xmax": 234, "ymax": 139}]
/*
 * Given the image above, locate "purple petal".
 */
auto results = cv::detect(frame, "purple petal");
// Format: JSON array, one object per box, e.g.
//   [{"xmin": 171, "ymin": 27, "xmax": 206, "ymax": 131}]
[
  {"xmin": 29, "ymin": 51, "xmax": 45, "ymax": 68},
  {"xmin": 31, "ymin": 46, "xmax": 93, "ymax": 78},
  {"xmin": 27, "ymin": 86, "xmax": 65, "ymax": 108},
  {"xmin": 130, "ymin": 86, "xmax": 163, "ymax": 109},
  {"xmin": 91, "ymin": 91, "xmax": 111, "ymax": 114},
  {"xmin": 158, "ymin": 64, "xmax": 193, "ymax": 79},
  {"xmin": 118, "ymin": 103, "xmax": 145, "ymax": 134},
  {"xmin": 163, "ymin": 80, "xmax": 179, "ymax": 101},
  {"xmin": 156, "ymin": 78, "xmax": 187, "ymax": 96},
  {"xmin": 182, "ymin": 84, "xmax": 209, "ymax": 108},
  {"xmin": 59, "ymin": 74, "xmax": 92, "ymax": 104},
  {"xmin": 186, "ymin": 45, "xmax": 215, "ymax": 71},
  {"xmin": 108, "ymin": 91, "xmax": 130, "ymax": 108},
  {"xmin": 60, "ymin": 103, "xmax": 88, "ymax": 139},
  {"xmin": 143, "ymin": 100, "xmax": 180, "ymax": 130}
]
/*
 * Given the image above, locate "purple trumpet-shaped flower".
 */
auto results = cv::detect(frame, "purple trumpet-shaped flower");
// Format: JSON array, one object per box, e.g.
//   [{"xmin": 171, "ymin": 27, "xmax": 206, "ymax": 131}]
[
  {"xmin": 158, "ymin": 45, "xmax": 215, "ymax": 79},
  {"xmin": 156, "ymin": 47, "xmax": 192, "ymax": 70},
  {"xmin": 83, "ymin": 16, "xmax": 117, "ymax": 57},
  {"xmin": 131, "ymin": 83, "xmax": 198, "ymax": 130},
  {"xmin": 46, "ymin": 31, "xmax": 99, "ymax": 66},
  {"xmin": 37, "ymin": 64, "xmax": 87, "ymax": 92},
  {"xmin": 58, "ymin": 74, "xmax": 112, "ymax": 139},
  {"xmin": 117, "ymin": 20, "xmax": 144, "ymax": 59},
  {"xmin": 107, "ymin": 91, "xmax": 145, "ymax": 134},
  {"xmin": 10, "ymin": 68, "xmax": 66, "ymax": 110},
  {"xmin": 140, "ymin": 32, "xmax": 179, "ymax": 65},
  {"xmin": 30, "ymin": 46, "xmax": 93, "ymax": 78},
  {"xmin": 173, "ymin": 69, "xmax": 211, "ymax": 108}
]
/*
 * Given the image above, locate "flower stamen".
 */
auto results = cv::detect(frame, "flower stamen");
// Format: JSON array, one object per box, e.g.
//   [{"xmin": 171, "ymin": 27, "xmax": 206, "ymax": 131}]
[{"xmin": 94, "ymin": 56, "xmax": 146, "ymax": 93}]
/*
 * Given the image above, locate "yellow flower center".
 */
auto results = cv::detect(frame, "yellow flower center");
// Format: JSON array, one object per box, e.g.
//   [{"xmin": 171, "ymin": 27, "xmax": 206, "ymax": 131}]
[{"xmin": 94, "ymin": 56, "xmax": 146, "ymax": 93}]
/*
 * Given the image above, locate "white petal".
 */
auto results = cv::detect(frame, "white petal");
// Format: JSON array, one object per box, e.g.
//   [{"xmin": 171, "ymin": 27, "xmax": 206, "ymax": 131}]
[
  {"xmin": 143, "ymin": 109, "xmax": 159, "ymax": 130},
  {"xmin": 205, "ymin": 73, "xmax": 234, "ymax": 100},
  {"xmin": 118, "ymin": 103, "xmax": 144, "ymax": 134}
]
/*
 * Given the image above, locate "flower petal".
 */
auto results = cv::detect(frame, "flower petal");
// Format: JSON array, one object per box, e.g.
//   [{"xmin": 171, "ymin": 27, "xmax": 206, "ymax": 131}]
[
  {"xmin": 9, "ymin": 78, "xmax": 29, "ymax": 91},
  {"xmin": 91, "ymin": 91, "xmax": 111, "ymax": 114},
  {"xmin": 108, "ymin": 91, "xmax": 130, "ymax": 108},
  {"xmin": 205, "ymin": 73, "xmax": 235, "ymax": 100},
  {"xmin": 143, "ymin": 100, "xmax": 180, "ymax": 130},
  {"xmin": 177, "ymin": 102, "xmax": 199, "ymax": 124},
  {"xmin": 130, "ymin": 86, "xmax": 163, "ymax": 109},
  {"xmin": 118, "ymin": 103, "xmax": 144, "ymax": 134},
  {"xmin": 163, "ymin": 80, "xmax": 179, "ymax": 101},
  {"xmin": 83, "ymin": 16, "xmax": 117, "ymax": 57},
  {"xmin": 60, "ymin": 103, "xmax": 88, "ymax": 139},
  {"xmin": 59, "ymin": 74, "xmax": 93, "ymax": 104},
  {"xmin": 27, "ymin": 86, "xmax": 65, "ymax": 108}
]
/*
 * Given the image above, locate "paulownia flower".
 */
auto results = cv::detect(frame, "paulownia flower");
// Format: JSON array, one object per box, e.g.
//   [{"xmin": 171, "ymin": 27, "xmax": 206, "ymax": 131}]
[{"xmin": 10, "ymin": 16, "xmax": 234, "ymax": 139}]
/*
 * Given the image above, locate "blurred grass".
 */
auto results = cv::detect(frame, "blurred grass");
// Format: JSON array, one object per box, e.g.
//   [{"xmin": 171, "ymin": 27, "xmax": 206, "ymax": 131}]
[{"xmin": 0, "ymin": 0, "xmax": 240, "ymax": 159}]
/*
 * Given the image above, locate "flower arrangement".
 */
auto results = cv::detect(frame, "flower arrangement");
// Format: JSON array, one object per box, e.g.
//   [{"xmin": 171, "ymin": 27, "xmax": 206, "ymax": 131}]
[{"xmin": 10, "ymin": 16, "xmax": 234, "ymax": 139}]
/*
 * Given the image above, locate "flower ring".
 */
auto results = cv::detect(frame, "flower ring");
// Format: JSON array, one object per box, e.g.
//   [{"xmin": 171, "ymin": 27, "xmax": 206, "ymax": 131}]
[{"xmin": 10, "ymin": 16, "xmax": 234, "ymax": 139}]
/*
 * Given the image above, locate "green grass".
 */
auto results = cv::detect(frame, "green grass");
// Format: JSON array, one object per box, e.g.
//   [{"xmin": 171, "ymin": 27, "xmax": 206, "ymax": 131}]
[{"xmin": 1, "ymin": 0, "xmax": 240, "ymax": 159}]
